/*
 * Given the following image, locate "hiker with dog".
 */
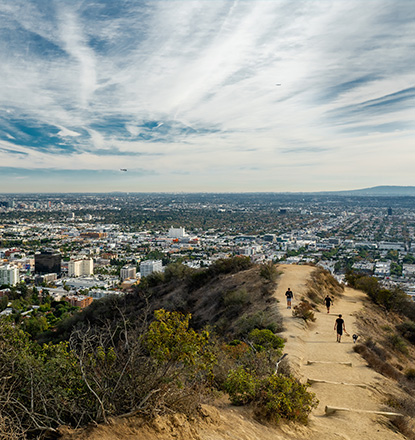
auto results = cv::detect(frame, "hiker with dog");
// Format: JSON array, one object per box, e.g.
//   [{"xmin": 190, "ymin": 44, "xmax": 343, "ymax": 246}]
[
  {"xmin": 285, "ymin": 287, "xmax": 294, "ymax": 309},
  {"xmin": 324, "ymin": 295, "xmax": 333, "ymax": 313},
  {"xmin": 334, "ymin": 314, "xmax": 348, "ymax": 343}
]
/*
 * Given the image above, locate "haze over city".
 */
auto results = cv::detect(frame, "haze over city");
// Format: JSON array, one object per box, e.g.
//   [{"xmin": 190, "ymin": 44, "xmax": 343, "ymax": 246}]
[{"xmin": 0, "ymin": 0, "xmax": 414, "ymax": 193}]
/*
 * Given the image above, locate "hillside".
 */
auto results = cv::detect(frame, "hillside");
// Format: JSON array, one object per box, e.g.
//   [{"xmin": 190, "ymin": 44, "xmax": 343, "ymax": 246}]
[
  {"xmin": 274, "ymin": 265, "xmax": 410, "ymax": 440},
  {"xmin": 57, "ymin": 264, "xmax": 415, "ymax": 440},
  {"xmin": 314, "ymin": 185, "xmax": 415, "ymax": 197},
  {"xmin": 2, "ymin": 261, "xmax": 413, "ymax": 438}
]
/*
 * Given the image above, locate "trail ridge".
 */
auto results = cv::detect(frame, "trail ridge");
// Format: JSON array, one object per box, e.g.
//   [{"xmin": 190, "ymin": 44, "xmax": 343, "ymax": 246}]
[{"xmin": 275, "ymin": 264, "xmax": 404, "ymax": 440}]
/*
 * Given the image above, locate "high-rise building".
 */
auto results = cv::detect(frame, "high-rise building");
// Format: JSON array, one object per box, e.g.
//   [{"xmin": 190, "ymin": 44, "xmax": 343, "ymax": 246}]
[
  {"xmin": 140, "ymin": 260, "xmax": 163, "ymax": 277},
  {"xmin": 68, "ymin": 259, "xmax": 94, "ymax": 277},
  {"xmin": 35, "ymin": 250, "xmax": 61, "ymax": 275},
  {"xmin": 0, "ymin": 265, "xmax": 19, "ymax": 286},
  {"xmin": 120, "ymin": 265, "xmax": 136, "ymax": 280}
]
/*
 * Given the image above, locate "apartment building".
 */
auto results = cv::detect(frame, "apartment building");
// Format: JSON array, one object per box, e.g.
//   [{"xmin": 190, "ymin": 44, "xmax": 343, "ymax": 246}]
[
  {"xmin": 140, "ymin": 260, "xmax": 163, "ymax": 277},
  {"xmin": 120, "ymin": 265, "xmax": 136, "ymax": 280},
  {"xmin": 63, "ymin": 295, "xmax": 93, "ymax": 309},
  {"xmin": 0, "ymin": 265, "xmax": 19, "ymax": 286},
  {"xmin": 68, "ymin": 258, "xmax": 94, "ymax": 277}
]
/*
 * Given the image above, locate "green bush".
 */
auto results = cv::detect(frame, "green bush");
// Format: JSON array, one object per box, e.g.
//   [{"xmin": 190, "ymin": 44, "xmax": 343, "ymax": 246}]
[
  {"xmin": 164, "ymin": 262, "xmax": 192, "ymax": 282},
  {"xmin": 253, "ymin": 374, "xmax": 318, "ymax": 424},
  {"xmin": 223, "ymin": 288, "xmax": 249, "ymax": 307},
  {"xmin": 224, "ymin": 366, "xmax": 258, "ymax": 405},
  {"xmin": 146, "ymin": 271, "xmax": 165, "ymax": 286},
  {"xmin": 235, "ymin": 311, "xmax": 281, "ymax": 336},
  {"xmin": 248, "ymin": 328, "xmax": 284, "ymax": 353},
  {"xmin": 346, "ymin": 272, "xmax": 415, "ymax": 319}
]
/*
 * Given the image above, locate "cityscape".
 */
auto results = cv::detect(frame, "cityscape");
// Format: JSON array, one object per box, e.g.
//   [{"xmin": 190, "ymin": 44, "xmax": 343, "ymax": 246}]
[
  {"xmin": 1, "ymin": 191, "xmax": 415, "ymax": 324},
  {"xmin": 1, "ymin": 0, "xmax": 414, "ymax": 437}
]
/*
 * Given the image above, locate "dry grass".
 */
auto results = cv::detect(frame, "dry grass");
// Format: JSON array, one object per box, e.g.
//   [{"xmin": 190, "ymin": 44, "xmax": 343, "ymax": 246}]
[
  {"xmin": 160, "ymin": 265, "xmax": 284, "ymax": 338},
  {"xmin": 305, "ymin": 267, "xmax": 344, "ymax": 306},
  {"xmin": 386, "ymin": 395, "xmax": 415, "ymax": 440},
  {"xmin": 354, "ymin": 299, "xmax": 415, "ymax": 439},
  {"xmin": 353, "ymin": 343, "xmax": 402, "ymax": 381}
]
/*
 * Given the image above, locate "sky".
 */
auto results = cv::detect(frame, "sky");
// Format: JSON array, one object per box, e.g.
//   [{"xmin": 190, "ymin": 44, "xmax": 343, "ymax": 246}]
[{"xmin": 0, "ymin": 0, "xmax": 414, "ymax": 193}]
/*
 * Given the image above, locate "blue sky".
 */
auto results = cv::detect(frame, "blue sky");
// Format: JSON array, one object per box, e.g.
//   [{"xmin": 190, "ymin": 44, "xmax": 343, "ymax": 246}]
[{"xmin": 0, "ymin": 0, "xmax": 414, "ymax": 193}]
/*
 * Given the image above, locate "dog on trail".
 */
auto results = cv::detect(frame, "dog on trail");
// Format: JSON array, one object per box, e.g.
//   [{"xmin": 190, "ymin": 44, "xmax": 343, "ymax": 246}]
[{"xmin": 352, "ymin": 334, "xmax": 359, "ymax": 343}]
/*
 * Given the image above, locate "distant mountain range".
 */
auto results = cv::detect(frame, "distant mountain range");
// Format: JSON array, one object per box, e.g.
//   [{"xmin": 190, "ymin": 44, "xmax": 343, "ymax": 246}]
[{"xmin": 314, "ymin": 186, "xmax": 415, "ymax": 196}]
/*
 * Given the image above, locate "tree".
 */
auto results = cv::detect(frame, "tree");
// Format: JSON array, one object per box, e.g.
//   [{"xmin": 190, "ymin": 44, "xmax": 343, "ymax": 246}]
[{"xmin": 0, "ymin": 296, "xmax": 8, "ymax": 312}]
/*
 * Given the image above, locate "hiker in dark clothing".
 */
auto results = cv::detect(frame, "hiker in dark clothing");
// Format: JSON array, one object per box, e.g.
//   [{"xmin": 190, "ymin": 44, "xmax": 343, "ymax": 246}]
[
  {"xmin": 285, "ymin": 288, "xmax": 293, "ymax": 309},
  {"xmin": 334, "ymin": 314, "xmax": 346, "ymax": 343},
  {"xmin": 324, "ymin": 295, "xmax": 333, "ymax": 313}
]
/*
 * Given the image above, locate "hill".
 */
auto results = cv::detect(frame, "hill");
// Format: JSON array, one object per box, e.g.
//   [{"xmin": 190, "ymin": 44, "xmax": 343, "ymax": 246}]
[
  {"xmin": 315, "ymin": 185, "xmax": 415, "ymax": 197},
  {"xmin": 3, "ymin": 261, "xmax": 415, "ymax": 439},
  {"xmin": 58, "ymin": 264, "xmax": 415, "ymax": 440}
]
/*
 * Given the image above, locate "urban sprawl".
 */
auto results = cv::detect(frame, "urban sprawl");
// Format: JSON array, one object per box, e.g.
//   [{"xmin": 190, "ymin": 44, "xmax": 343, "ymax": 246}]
[{"xmin": 1, "ymin": 193, "xmax": 415, "ymax": 321}]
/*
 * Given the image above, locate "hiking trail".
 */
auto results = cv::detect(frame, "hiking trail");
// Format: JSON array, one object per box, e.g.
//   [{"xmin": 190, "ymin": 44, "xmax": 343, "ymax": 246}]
[{"xmin": 275, "ymin": 264, "xmax": 404, "ymax": 440}]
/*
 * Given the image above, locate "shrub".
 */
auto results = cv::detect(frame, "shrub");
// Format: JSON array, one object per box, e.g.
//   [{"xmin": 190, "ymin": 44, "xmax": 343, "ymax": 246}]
[
  {"xmin": 164, "ymin": 262, "xmax": 192, "ymax": 282},
  {"xmin": 388, "ymin": 334, "xmax": 409, "ymax": 356},
  {"xmin": 346, "ymin": 272, "xmax": 415, "ymax": 319},
  {"xmin": 145, "ymin": 271, "xmax": 165, "ymax": 286},
  {"xmin": 253, "ymin": 375, "xmax": 318, "ymax": 424},
  {"xmin": 405, "ymin": 369, "xmax": 415, "ymax": 381},
  {"xmin": 292, "ymin": 301, "xmax": 316, "ymax": 322},
  {"xmin": 224, "ymin": 368, "xmax": 318, "ymax": 425},
  {"xmin": 397, "ymin": 321, "xmax": 415, "ymax": 344},
  {"xmin": 248, "ymin": 328, "xmax": 284, "ymax": 353},
  {"xmin": 235, "ymin": 311, "xmax": 281, "ymax": 336},
  {"xmin": 187, "ymin": 257, "xmax": 253, "ymax": 290},
  {"xmin": 223, "ymin": 288, "xmax": 249, "ymax": 307},
  {"xmin": 390, "ymin": 416, "xmax": 415, "ymax": 440},
  {"xmin": 353, "ymin": 343, "xmax": 401, "ymax": 380},
  {"xmin": 224, "ymin": 366, "xmax": 258, "ymax": 405},
  {"xmin": 259, "ymin": 262, "xmax": 279, "ymax": 283},
  {"xmin": 381, "ymin": 325, "xmax": 393, "ymax": 332}
]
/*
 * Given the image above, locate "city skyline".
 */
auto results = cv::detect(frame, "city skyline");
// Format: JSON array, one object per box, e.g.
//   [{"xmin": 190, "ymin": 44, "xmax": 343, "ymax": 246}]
[{"xmin": 1, "ymin": 0, "xmax": 414, "ymax": 193}]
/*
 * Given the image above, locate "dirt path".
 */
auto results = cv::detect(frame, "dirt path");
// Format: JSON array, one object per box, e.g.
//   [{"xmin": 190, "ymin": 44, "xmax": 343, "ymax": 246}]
[{"xmin": 275, "ymin": 264, "xmax": 405, "ymax": 440}]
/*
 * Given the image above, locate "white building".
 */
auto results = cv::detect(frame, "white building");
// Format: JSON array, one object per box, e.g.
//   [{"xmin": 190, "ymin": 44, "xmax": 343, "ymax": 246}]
[
  {"xmin": 378, "ymin": 242, "xmax": 405, "ymax": 251},
  {"xmin": 0, "ymin": 265, "xmax": 19, "ymax": 286},
  {"xmin": 374, "ymin": 261, "xmax": 391, "ymax": 277},
  {"xmin": 120, "ymin": 265, "xmax": 136, "ymax": 280},
  {"xmin": 68, "ymin": 258, "xmax": 94, "ymax": 277},
  {"xmin": 140, "ymin": 260, "xmax": 163, "ymax": 277},
  {"xmin": 403, "ymin": 264, "xmax": 415, "ymax": 278},
  {"xmin": 168, "ymin": 227, "xmax": 187, "ymax": 238},
  {"xmin": 239, "ymin": 245, "xmax": 262, "ymax": 256}
]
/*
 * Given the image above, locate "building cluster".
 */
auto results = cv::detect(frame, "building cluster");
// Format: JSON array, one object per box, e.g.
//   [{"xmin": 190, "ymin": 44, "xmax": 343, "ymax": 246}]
[{"xmin": 1, "ymin": 196, "xmax": 415, "ymax": 310}]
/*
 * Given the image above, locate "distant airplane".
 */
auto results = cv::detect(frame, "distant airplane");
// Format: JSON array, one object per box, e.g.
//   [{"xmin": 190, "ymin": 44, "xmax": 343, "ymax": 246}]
[
  {"xmin": 276, "ymin": 83, "xmax": 282, "ymax": 86},
  {"xmin": 120, "ymin": 169, "xmax": 127, "ymax": 172}
]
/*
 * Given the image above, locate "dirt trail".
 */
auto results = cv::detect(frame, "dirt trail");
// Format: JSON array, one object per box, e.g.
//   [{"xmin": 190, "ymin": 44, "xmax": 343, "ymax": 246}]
[{"xmin": 275, "ymin": 264, "xmax": 404, "ymax": 440}]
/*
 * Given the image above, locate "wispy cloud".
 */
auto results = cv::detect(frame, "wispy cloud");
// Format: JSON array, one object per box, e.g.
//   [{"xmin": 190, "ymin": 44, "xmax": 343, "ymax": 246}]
[{"xmin": 0, "ymin": 0, "xmax": 414, "ymax": 192}]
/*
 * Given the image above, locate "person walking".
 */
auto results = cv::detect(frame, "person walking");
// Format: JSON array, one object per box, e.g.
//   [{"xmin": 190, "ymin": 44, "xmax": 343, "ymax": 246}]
[
  {"xmin": 285, "ymin": 288, "xmax": 294, "ymax": 309},
  {"xmin": 334, "ymin": 314, "xmax": 346, "ymax": 343},
  {"xmin": 324, "ymin": 295, "xmax": 333, "ymax": 313}
]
